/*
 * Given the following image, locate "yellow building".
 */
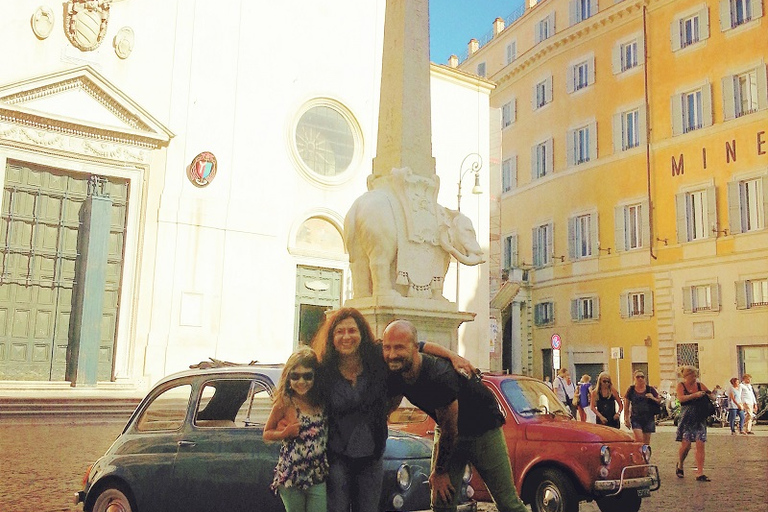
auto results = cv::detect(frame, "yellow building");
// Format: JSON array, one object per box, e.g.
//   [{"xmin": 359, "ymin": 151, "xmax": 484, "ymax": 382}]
[{"xmin": 459, "ymin": 0, "xmax": 768, "ymax": 393}]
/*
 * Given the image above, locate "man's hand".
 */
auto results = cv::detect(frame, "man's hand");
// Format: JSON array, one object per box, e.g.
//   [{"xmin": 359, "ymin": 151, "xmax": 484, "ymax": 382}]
[
  {"xmin": 429, "ymin": 470, "xmax": 455, "ymax": 505},
  {"xmin": 450, "ymin": 353, "xmax": 478, "ymax": 378}
]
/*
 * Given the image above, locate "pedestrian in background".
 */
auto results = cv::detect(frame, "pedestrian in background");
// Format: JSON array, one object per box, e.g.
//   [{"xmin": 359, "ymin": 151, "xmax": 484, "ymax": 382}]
[
  {"xmin": 576, "ymin": 375, "xmax": 592, "ymax": 422},
  {"xmin": 740, "ymin": 374, "xmax": 757, "ymax": 435},
  {"xmin": 264, "ymin": 347, "xmax": 329, "ymax": 512},
  {"xmin": 543, "ymin": 375, "xmax": 553, "ymax": 390},
  {"xmin": 726, "ymin": 377, "xmax": 745, "ymax": 435},
  {"xmin": 553, "ymin": 368, "xmax": 577, "ymax": 418},
  {"xmin": 624, "ymin": 370, "xmax": 661, "ymax": 444},
  {"xmin": 675, "ymin": 365, "xmax": 713, "ymax": 482},
  {"xmin": 591, "ymin": 372, "xmax": 622, "ymax": 428}
]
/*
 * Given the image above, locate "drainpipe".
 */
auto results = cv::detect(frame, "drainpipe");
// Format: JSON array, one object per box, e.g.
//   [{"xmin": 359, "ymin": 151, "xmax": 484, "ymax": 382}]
[{"xmin": 643, "ymin": 5, "xmax": 657, "ymax": 260}]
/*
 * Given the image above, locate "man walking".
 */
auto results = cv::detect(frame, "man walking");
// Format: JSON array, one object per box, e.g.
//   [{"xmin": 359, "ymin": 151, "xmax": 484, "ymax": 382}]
[
  {"xmin": 382, "ymin": 320, "xmax": 527, "ymax": 512},
  {"xmin": 741, "ymin": 374, "xmax": 757, "ymax": 435}
]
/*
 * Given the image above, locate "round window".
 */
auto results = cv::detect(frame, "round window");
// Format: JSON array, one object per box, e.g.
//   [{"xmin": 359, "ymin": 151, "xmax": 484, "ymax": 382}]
[{"xmin": 291, "ymin": 100, "xmax": 362, "ymax": 185}]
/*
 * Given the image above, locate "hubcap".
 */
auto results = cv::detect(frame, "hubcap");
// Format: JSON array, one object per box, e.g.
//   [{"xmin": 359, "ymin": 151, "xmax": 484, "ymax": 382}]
[
  {"xmin": 540, "ymin": 484, "xmax": 562, "ymax": 512},
  {"xmin": 105, "ymin": 498, "xmax": 128, "ymax": 512}
]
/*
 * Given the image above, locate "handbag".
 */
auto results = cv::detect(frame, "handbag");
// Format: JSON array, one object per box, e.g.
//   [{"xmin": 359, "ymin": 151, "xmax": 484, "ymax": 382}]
[{"xmin": 692, "ymin": 394, "xmax": 715, "ymax": 422}]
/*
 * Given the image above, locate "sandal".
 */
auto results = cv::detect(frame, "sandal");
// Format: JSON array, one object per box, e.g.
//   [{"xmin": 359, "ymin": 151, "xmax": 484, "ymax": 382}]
[
  {"xmin": 695, "ymin": 474, "xmax": 711, "ymax": 482},
  {"xmin": 675, "ymin": 464, "xmax": 684, "ymax": 478}
]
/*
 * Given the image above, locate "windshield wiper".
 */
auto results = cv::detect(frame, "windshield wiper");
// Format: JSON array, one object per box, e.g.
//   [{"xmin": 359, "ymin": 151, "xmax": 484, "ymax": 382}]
[{"xmin": 518, "ymin": 406, "xmax": 548, "ymax": 415}]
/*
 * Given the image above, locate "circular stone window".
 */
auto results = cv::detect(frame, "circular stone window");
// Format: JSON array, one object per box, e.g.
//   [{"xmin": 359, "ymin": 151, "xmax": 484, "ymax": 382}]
[{"xmin": 291, "ymin": 99, "xmax": 362, "ymax": 186}]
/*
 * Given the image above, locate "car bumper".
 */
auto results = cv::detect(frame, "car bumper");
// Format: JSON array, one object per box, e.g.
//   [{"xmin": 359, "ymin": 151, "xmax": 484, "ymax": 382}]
[
  {"xmin": 73, "ymin": 491, "xmax": 85, "ymax": 505},
  {"xmin": 410, "ymin": 502, "xmax": 476, "ymax": 512},
  {"xmin": 593, "ymin": 464, "xmax": 660, "ymax": 496}
]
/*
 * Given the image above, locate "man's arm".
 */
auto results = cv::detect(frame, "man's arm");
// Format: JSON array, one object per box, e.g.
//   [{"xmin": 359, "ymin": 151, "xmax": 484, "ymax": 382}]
[
  {"xmin": 430, "ymin": 400, "xmax": 459, "ymax": 504},
  {"xmin": 421, "ymin": 341, "xmax": 477, "ymax": 377}
]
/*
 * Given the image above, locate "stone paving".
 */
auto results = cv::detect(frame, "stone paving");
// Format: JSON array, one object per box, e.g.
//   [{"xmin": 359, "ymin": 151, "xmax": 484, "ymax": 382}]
[{"xmin": 0, "ymin": 418, "xmax": 765, "ymax": 512}]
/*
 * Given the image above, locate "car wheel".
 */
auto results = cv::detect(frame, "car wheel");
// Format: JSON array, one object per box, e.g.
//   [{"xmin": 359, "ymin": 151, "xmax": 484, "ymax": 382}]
[
  {"xmin": 528, "ymin": 468, "xmax": 579, "ymax": 512},
  {"xmin": 92, "ymin": 485, "xmax": 135, "ymax": 512},
  {"xmin": 596, "ymin": 490, "xmax": 642, "ymax": 512}
]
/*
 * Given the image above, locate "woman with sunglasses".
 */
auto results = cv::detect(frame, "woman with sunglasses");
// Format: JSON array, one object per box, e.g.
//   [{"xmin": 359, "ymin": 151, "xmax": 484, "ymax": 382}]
[
  {"xmin": 590, "ymin": 371, "xmax": 623, "ymax": 428},
  {"xmin": 264, "ymin": 346, "xmax": 328, "ymax": 512},
  {"xmin": 623, "ymin": 370, "xmax": 661, "ymax": 444}
]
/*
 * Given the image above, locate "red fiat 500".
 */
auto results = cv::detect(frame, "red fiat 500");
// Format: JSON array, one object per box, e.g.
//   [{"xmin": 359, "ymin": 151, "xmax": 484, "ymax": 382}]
[{"xmin": 389, "ymin": 373, "xmax": 660, "ymax": 512}]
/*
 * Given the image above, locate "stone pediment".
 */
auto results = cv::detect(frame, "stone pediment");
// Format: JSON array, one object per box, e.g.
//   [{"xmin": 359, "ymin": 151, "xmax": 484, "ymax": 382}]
[{"xmin": 0, "ymin": 65, "xmax": 173, "ymax": 148}]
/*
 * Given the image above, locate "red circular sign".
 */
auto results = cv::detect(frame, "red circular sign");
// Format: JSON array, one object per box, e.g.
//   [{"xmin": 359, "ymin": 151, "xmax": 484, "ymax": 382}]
[{"xmin": 551, "ymin": 334, "xmax": 562, "ymax": 349}]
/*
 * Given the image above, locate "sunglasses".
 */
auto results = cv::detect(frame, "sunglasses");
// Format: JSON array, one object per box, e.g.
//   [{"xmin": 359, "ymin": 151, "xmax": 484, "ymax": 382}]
[
  {"xmin": 289, "ymin": 371, "xmax": 315, "ymax": 382},
  {"xmin": 635, "ymin": 375, "xmax": 645, "ymax": 379},
  {"xmin": 601, "ymin": 379, "xmax": 611, "ymax": 383}
]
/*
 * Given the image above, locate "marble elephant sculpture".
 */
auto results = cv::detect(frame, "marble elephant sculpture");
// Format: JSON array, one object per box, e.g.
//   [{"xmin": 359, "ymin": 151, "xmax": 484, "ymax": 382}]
[{"xmin": 344, "ymin": 189, "xmax": 485, "ymax": 299}]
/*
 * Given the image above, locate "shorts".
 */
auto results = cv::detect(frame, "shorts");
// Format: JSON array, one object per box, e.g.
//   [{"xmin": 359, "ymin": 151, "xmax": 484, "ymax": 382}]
[{"xmin": 630, "ymin": 415, "xmax": 656, "ymax": 433}]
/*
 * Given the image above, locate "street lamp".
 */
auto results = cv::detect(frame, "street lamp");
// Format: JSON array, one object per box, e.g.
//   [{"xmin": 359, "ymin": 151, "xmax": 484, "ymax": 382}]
[{"xmin": 455, "ymin": 153, "xmax": 483, "ymax": 303}]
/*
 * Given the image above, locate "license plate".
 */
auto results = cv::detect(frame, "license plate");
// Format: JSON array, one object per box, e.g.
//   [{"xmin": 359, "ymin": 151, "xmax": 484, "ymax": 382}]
[{"xmin": 637, "ymin": 488, "xmax": 651, "ymax": 498}]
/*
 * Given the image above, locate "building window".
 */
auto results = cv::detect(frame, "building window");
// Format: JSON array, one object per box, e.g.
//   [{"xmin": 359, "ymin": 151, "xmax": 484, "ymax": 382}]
[
  {"xmin": 502, "ymin": 156, "xmax": 517, "ymax": 193},
  {"xmin": 535, "ymin": 12, "xmax": 555, "ymax": 44},
  {"xmin": 723, "ymin": 68, "xmax": 764, "ymax": 121},
  {"xmin": 571, "ymin": 296, "xmax": 599, "ymax": 321},
  {"xmin": 477, "ymin": 62, "xmax": 487, "ymax": 77},
  {"xmin": 672, "ymin": 85, "xmax": 712, "ymax": 136},
  {"xmin": 721, "ymin": 0, "xmax": 763, "ymax": 30},
  {"xmin": 534, "ymin": 301, "xmax": 554, "ymax": 326},
  {"xmin": 683, "ymin": 90, "xmax": 703, "ymax": 133},
  {"xmin": 624, "ymin": 109, "xmax": 639, "ymax": 149},
  {"xmin": 570, "ymin": 0, "xmax": 595, "ymax": 24},
  {"xmin": 567, "ymin": 55, "xmax": 595, "ymax": 94},
  {"xmin": 502, "ymin": 100, "xmax": 516, "ymax": 128},
  {"xmin": 620, "ymin": 290, "xmax": 653, "ymax": 318},
  {"xmin": 621, "ymin": 41, "xmax": 638, "ymax": 71},
  {"xmin": 671, "ymin": 7, "xmax": 710, "ymax": 52},
  {"xmin": 615, "ymin": 201, "xmax": 649, "ymax": 251},
  {"xmin": 532, "ymin": 222, "xmax": 553, "ymax": 268},
  {"xmin": 736, "ymin": 278, "xmax": 768, "ymax": 309},
  {"xmin": 534, "ymin": 76, "xmax": 553, "ymax": 109},
  {"xmin": 612, "ymin": 34, "xmax": 643, "ymax": 74},
  {"xmin": 568, "ymin": 125, "xmax": 593, "ymax": 166},
  {"xmin": 676, "ymin": 187, "xmax": 715, "ymax": 242},
  {"xmin": 294, "ymin": 102, "xmax": 359, "ymax": 179},
  {"xmin": 532, "ymin": 139, "xmax": 553, "ymax": 179},
  {"xmin": 676, "ymin": 343, "xmax": 699, "ymax": 369},
  {"xmin": 683, "ymin": 284, "xmax": 720, "ymax": 313},
  {"xmin": 503, "ymin": 234, "xmax": 519, "ymax": 269},
  {"xmin": 568, "ymin": 213, "xmax": 596, "ymax": 260},
  {"xmin": 575, "ymin": 61, "xmax": 589, "ymax": 91},
  {"xmin": 506, "ymin": 41, "xmax": 517, "ymax": 65},
  {"xmin": 728, "ymin": 176, "xmax": 767, "ymax": 234}
]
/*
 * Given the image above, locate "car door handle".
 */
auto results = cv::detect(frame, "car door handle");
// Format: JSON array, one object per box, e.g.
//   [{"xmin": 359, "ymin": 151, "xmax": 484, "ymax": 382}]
[{"xmin": 178, "ymin": 440, "xmax": 196, "ymax": 448}]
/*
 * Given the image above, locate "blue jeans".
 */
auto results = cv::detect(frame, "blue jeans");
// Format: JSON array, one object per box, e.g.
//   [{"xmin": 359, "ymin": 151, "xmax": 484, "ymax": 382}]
[
  {"xmin": 728, "ymin": 408, "xmax": 745, "ymax": 432},
  {"xmin": 432, "ymin": 427, "xmax": 527, "ymax": 512},
  {"xmin": 277, "ymin": 482, "xmax": 327, "ymax": 512},
  {"xmin": 326, "ymin": 455, "xmax": 383, "ymax": 512}
]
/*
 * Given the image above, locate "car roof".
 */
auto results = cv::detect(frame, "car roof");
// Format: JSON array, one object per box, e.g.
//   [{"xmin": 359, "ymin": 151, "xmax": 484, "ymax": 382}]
[{"xmin": 152, "ymin": 363, "xmax": 285, "ymax": 388}]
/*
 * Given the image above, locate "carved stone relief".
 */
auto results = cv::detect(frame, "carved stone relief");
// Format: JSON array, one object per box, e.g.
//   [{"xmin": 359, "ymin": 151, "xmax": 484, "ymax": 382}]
[
  {"xmin": 31, "ymin": 6, "xmax": 55, "ymax": 39},
  {"xmin": 65, "ymin": 0, "xmax": 111, "ymax": 52},
  {"xmin": 113, "ymin": 27, "xmax": 134, "ymax": 59}
]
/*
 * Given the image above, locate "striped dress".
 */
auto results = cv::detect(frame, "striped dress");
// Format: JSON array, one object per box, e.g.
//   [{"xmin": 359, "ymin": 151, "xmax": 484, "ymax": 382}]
[{"xmin": 270, "ymin": 407, "xmax": 329, "ymax": 492}]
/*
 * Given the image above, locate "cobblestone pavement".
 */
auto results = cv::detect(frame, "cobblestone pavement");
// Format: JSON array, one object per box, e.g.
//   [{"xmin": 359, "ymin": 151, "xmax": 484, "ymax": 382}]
[{"xmin": 0, "ymin": 418, "xmax": 765, "ymax": 512}]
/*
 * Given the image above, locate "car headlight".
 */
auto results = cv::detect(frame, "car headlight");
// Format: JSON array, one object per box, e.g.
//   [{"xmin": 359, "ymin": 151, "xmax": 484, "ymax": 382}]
[
  {"xmin": 641, "ymin": 444, "xmax": 652, "ymax": 463},
  {"xmin": 462, "ymin": 464, "xmax": 472, "ymax": 484},
  {"xmin": 600, "ymin": 445, "xmax": 611, "ymax": 466},
  {"xmin": 396, "ymin": 464, "xmax": 411, "ymax": 491}
]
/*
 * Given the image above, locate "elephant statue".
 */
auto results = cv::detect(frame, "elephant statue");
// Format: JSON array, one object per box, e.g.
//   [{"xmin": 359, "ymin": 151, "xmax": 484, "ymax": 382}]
[{"xmin": 344, "ymin": 186, "xmax": 485, "ymax": 300}]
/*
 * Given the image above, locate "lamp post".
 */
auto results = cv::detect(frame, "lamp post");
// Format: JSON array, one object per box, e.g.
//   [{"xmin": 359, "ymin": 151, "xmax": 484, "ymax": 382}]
[{"xmin": 455, "ymin": 153, "xmax": 483, "ymax": 303}]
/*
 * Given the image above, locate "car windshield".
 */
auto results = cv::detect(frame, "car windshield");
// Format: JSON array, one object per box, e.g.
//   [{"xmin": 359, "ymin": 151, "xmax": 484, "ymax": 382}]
[{"xmin": 499, "ymin": 378, "xmax": 570, "ymax": 418}]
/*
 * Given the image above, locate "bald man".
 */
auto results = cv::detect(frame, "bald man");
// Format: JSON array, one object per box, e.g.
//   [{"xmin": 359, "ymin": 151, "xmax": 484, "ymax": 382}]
[{"xmin": 382, "ymin": 320, "xmax": 527, "ymax": 512}]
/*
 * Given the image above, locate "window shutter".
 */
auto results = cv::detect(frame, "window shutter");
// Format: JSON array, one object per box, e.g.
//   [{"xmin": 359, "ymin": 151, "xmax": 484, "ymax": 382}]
[
  {"xmin": 722, "ymin": 75, "xmax": 736, "ymax": 121},
  {"xmin": 719, "ymin": 0, "xmax": 732, "ymax": 31},
  {"xmin": 571, "ymin": 299, "xmax": 579, "ymax": 320},
  {"xmin": 511, "ymin": 98, "xmax": 517, "ymax": 123},
  {"xmin": 590, "ymin": 0, "xmax": 598, "ymax": 17},
  {"xmin": 569, "ymin": 0, "xmax": 579, "ymax": 25},
  {"xmin": 568, "ymin": 216, "xmax": 577, "ymax": 259},
  {"xmin": 702, "ymin": 83, "xmax": 713, "ymax": 127},
  {"xmin": 566, "ymin": 129, "xmax": 575, "ymax": 166},
  {"xmin": 531, "ymin": 145, "xmax": 539, "ymax": 180},
  {"xmin": 612, "ymin": 112, "xmax": 623, "ymax": 152},
  {"xmin": 567, "ymin": 65, "xmax": 575, "ymax": 94},
  {"xmin": 639, "ymin": 105, "xmax": 648, "ymax": 145},
  {"xmin": 588, "ymin": 55, "xmax": 596, "ymax": 85},
  {"xmin": 511, "ymin": 234, "xmax": 519, "ymax": 267},
  {"xmin": 510, "ymin": 155, "xmax": 517, "ymax": 189},
  {"xmin": 676, "ymin": 192, "xmax": 689, "ymax": 243},
  {"xmin": 546, "ymin": 138, "xmax": 554, "ymax": 174},
  {"xmin": 645, "ymin": 291, "xmax": 654, "ymax": 316},
  {"xmin": 546, "ymin": 75, "xmax": 554, "ymax": 104},
  {"xmin": 620, "ymin": 293, "xmax": 629, "ymax": 318},
  {"xmin": 699, "ymin": 6, "xmax": 710, "ymax": 40},
  {"xmin": 671, "ymin": 94, "xmax": 683, "ymax": 136},
  {"xmin": 757, "ymin": 64, "xmax": 768, "ymax": 111},
  {"xmin": 532, "ymin": 226, "xmax": 540, "ymax": 266},
  {"xmin": 641, "ymin": 199, "xmax": 651, "ymax": 248},
  {"xmin": 711, "ymin": 283, "xmax": 721, "ymax": 312},
  {"xmin": 735, "ymin": 280, "xmax": 748, "ymax": 309},
  {"xmin": 682, "ymin": 286, "xmax": 693, "ymax": 313},
  {"xmin": 751, "ymin": 0, "xmax": 764, "ymax": 19},
  {"xmin": 612, "ymin": 43, "xmax": 622, "ymax": 74},
  {"xmin": 590, "ymin": 213, "xmax": 599, "ymax": 255},
  {"xmin": 532, "ymin": 83, "xmax": 537, "ymax": 109},
  {"xmin": 549, "ymin": 12, "xmax": 556, "ymax": 34},
  {"xmin": 727, "ymin": 180, "xmax": 743, "ymax": 234},
  {"xmin": 761, "ymin": 175, "xmax": 768, "ymax": 223},
  {"xmin": 671, "ymin": 18, "xmax": 682, "ymax": 51},
  {"xmin": 589, "ymin": 121, "xmax": 598, "ymax": 161},
  {"xmin": 546, "ymin": 223, "xmax": 554, "ymax": 265},
  {"xmin": 593, "ymin": 296, "xmax": 600, "ymax": 319},
  {"xmin": 706, "ymin": 186, "xmax": 717, "ymax": 237},
  {"xmin": 534, "ymin": 304, "xmax": 541, "ymax": 324},
  {"xmin": 614, "ymin": 205, "xmax": 626, "ymax": 251}
]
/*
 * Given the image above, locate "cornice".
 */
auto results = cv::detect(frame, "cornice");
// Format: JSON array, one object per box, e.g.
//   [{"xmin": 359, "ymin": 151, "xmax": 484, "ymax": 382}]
[{"xmin": 431, "ymin": 63, "xmax": 496, "ymax": 93}]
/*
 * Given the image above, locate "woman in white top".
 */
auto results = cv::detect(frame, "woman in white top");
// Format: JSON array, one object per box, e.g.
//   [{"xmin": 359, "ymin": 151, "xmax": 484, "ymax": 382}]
[
  {"xmin": 740, "ymin": 374, "xmax": 757, "ymax": 435},
  {"xmin": 726, "ymin": 377, "xmax": 745, "ymax": 435}
]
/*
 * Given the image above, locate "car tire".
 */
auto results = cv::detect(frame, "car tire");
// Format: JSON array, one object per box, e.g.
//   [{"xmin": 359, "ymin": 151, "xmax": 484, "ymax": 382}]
[
  {"xmin": 92, "ymin": 484, "xmax": 135, "ymax": 512},
  {"xmin": 595, "ymin": 490, "xmax": 642, "ymax": 512},
  {"xmin": 527, "ymin": 468, "xmax": 579, "ymax": 512}
]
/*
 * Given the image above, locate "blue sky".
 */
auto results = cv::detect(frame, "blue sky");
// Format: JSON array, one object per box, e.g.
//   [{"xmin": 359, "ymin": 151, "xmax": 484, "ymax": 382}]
[{"xmin": 429, "ymin": 0, "xmax": 525, "ymax": 64}]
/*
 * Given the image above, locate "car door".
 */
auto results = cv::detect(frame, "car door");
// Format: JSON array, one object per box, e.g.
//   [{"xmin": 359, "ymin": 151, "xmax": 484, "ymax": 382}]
[{"xmin": 170, "ymin": 376, "xmax": 284, "ymax": 512}]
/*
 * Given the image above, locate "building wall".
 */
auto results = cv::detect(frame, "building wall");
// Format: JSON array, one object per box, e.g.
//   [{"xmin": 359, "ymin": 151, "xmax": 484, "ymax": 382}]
[{"xmin": 461, "ymin": 0, "xmax": 768, "ymax": 390}]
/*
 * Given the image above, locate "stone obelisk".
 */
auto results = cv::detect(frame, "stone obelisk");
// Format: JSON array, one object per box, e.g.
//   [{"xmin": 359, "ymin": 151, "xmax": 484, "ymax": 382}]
[{"xmin": 344, "ymin": 0, "xmax": 482, "ymax": 349}]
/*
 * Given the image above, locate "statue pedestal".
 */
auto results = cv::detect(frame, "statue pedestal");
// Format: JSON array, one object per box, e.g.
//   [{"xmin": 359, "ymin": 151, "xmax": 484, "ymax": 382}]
[{"xmin": 344, "ymin": 296, "xmax": 475, "ymax": 352}]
